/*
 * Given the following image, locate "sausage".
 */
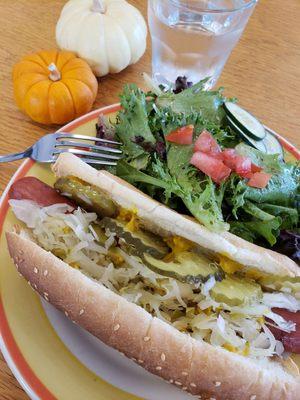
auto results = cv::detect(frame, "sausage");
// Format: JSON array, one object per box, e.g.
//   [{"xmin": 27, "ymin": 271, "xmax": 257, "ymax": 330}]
[
  {"xmin": 269, "ymin": 308, "xmax": 300, "ymax": 353},
  {"xmin": 9, "ymin": 177, "xmax": 76, "ymax": 209}
]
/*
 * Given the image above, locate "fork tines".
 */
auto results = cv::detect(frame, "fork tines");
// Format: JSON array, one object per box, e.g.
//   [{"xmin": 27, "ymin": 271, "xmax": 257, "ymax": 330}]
[{"xmin": 55, "ymin": 133, "xmax": 122, "ymax": 166}]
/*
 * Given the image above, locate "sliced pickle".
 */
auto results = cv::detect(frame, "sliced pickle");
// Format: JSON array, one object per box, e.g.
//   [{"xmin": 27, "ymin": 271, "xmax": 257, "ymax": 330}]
[
  {"xmin": 55, "ymin": 176, "xmax": 118, "ymax": 217},
  {"xmin": 259, "ymin": 276, "xmax": 300, "ymax": 298},
  {"xmin": 143, "ymin": 251, "xmax": 224, "ymax": 285},
  {"xmin": 91, "ymin": 223, "xmax": 108, "ymax": 244},
  {"xmin": 211, "ymin": 276, "xmax": 262, "ymax": 306},
  {"xmin": 91, "ymin": 223, "xmax": 125, "ymax": 266},
  {"xmin": 100, "ymin": 217, "xmax": 169, "ymax": 259}
]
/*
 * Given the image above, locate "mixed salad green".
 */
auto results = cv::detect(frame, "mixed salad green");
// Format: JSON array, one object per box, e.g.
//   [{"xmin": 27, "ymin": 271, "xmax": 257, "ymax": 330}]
[{"xmin": 96, "ymin": 78, "xmax": 300, "ymax": 263}]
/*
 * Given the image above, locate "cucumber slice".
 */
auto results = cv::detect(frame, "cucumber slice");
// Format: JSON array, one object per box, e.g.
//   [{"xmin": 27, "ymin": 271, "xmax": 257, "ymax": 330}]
[
  {"xmin": 224, "ymin": 102, "xmax": 266, "ymax": 141},
  {"xmin": 227, "ymin": 116, "xmax": 267, "ymax": 153},
  {"xmin": 263, "ymin": 130, "xmax": 284, "ymax": 159}
]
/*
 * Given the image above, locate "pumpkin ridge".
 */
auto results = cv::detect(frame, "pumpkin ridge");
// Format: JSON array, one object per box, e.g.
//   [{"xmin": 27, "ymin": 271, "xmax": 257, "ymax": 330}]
[
  {"xmin": 19, "ymin": 59, "xmax": 48, "ymax": 75},
  {"xmin": 23, "ymin": 55, "xmax": 47, "ymax": 70},
  {"xmin": 35, "ymin": 53, "xmax": 50, "ymax": 68},
  {"xmin": 45, "ymin": 80, "xmax": 53, "ymax": 124},
  {"xmin": 22, "ymin": 80, "xmax": 52, "ymax": 124},
  {"xmin": 37, "ymin": 51, "xmax": 59, "ymax": 69},
  {"xmin": 60, "ymin": 81, "xmax": 77, "ymax": 117},
  {"xmin": 18, "ymin": 79, "xmax": 48, "ymax": 110},
  {"xmin": 54, "ymin": 50, "xmax": 59, "ymax": 67},
  {"xmin": 109, "ymin": 17, "xmax": 132, "ymax": 64},
  {"xmin": 59, "ymin": 57, "xmax": 79, "ymax": 75},
  {"xmin": 61, "ymin": 65, "xmax": 89, "ymax": 75},
  {"xmin": 63, "ymin": 77, "xmax": 94, "ymax": 96}
]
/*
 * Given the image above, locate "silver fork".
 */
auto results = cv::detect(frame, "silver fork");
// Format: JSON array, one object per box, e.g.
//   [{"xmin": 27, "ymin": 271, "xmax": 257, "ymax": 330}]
[{"xmin": 0, "ymin": 132, "xmax": 122, "ymax": 166}]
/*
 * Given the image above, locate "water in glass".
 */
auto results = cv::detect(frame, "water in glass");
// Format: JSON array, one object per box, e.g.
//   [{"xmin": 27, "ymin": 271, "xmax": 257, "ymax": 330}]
[{"xmin": 148, "ymin": 0, "xmax": 257, "ymax": 89}]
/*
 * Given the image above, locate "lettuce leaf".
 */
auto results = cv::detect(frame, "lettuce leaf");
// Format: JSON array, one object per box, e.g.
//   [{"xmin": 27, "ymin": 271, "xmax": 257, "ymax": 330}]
[
  {"xmin": 115, "ymin": 84, "xmax": 156, "ymax": 160},
  {"xmin": 230, "ymin": 218, "xmax": 282, "ymax": 246},
  {"xmin": 156, "ymin": 79, "xmax": 226, "ymax": 124},
  {"xmin": 117, "ymin": 154, "xmax": 228, "ymax": 232}
]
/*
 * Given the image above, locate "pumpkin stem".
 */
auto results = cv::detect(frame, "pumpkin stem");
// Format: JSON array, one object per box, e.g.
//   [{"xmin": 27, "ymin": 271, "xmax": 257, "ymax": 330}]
[
  {"xmin": 92, "ymin": 0, "xmax": 106, "ymax": 13},
  {"xmin": 48, "ymin": 63, "xmax": 61, "ymax": 82}
]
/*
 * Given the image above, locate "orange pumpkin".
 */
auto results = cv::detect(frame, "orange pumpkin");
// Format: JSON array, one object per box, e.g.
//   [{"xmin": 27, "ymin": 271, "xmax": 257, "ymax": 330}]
[{"xmin": 13, "ymin": 50, "xmax": 98, "ymax": 125}]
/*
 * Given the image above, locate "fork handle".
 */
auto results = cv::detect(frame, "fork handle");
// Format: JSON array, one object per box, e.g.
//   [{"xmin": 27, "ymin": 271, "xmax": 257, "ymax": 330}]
[{"xmin": 0, "ymin": 148, "xmax": 31, "ymax": 163}]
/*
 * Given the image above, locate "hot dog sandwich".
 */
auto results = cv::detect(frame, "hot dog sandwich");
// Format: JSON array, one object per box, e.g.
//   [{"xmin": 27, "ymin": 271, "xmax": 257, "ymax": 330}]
[{"xmin": 6, "ymin": 153, "xmax": 300, "ymax": 399}]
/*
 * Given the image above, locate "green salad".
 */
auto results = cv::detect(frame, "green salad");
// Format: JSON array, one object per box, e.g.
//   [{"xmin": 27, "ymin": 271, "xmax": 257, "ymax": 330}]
[{"xmin": 96, "ymin": 78, "xmax": 300, "ymax": 263}]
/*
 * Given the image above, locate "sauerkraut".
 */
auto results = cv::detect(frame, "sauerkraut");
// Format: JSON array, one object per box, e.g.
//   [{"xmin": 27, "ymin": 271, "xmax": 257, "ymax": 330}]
[{"xmin": 10, "ymin": 199, "xmax": 300, "ymax": 359}]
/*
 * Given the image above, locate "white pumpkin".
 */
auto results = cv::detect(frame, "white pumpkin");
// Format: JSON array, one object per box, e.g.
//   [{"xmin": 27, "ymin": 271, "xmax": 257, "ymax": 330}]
[{"xmin": 56, "ymin": 0, "xmax": 147, "ymax": 77}]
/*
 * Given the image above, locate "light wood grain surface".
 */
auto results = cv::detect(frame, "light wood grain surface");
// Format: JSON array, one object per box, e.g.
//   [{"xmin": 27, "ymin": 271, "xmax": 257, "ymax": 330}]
[{"xmin": 0, "ymin": 0, "xmax": 299, "ymax": 398}]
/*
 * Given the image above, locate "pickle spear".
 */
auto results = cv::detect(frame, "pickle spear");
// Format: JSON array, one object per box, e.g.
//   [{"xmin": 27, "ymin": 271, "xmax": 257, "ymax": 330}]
[
  {"xmin": 143, "ymin": 251, "xmax": 224, "ymax": 285},
  {"xmin": 55, "ymin": 176, "xmax": 118, "ymax": 217},
  {"xmin": 100, "ymin": 217, "xmax": 169, "ymax": 259}
]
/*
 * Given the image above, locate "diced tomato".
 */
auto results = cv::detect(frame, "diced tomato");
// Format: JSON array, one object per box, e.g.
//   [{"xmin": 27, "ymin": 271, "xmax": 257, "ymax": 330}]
[
  {"xmin": 251, "ymin": 163, "xmax": 262, "ymax": 173},
  {"xmin": 235, "ymin": 156, "xmax": 252, "ymax": 177},
  {"xmin": 165, "ymin": 125, "xmax": 194, "ymax": 145},
  {"xmin": 194, "ymin": 130, "xmax": 221, "ymax": 157},
  {"xmin": 222, "ymin": 149, "xmax": 238, "ymax": 170},
  {"xmin": 269, "ymin": 309, "xmax": 300, "ymax": 354},
  {"xmin": 241, "ymin": 172, "xmax": 254, "ymax": 179},
  {"xmin": 222, "ymin": 149, "xmax": 252, "ymax": 177},
  {"xmin": 235, "ymin": 157, "xmax": 251, "ymax": 175},
  {"xmin": 190, "ymin": 151, "xmax": 231, "ymax": 184},
  {"xmin": 247, "ymin": 172, "xmax": 272, "ymax": 188}
]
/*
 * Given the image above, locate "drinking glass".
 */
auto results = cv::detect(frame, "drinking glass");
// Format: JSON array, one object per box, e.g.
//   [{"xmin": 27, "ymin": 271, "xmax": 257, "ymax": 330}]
[{"xmin": 148, "ymin": 0, "xmax": 258, "ymax": 89}]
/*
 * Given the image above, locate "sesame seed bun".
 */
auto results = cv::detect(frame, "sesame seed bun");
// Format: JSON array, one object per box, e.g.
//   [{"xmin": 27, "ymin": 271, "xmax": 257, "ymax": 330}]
[{"xmin": 6, "ymin": 232, "xmax": 300, "ymax": 400}]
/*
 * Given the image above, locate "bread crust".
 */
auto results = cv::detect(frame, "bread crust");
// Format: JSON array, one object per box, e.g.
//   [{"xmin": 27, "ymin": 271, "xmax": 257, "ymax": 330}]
[
  {"xmin": 52, "ymin": 153, "xmax": 299, "ymax": 277},
  {"xmin": 6, "ymin": 232, "xmax": 300, "ymax": 400}
]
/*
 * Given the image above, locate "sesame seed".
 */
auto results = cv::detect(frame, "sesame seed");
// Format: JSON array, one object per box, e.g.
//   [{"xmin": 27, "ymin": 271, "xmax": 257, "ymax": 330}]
[
  {"xmin": 250, "ymin": 396, "xmax": 257, "ymax": 400},
  {"xmin": 44, "ymin": 292, "xmax": 48, "ymax": 297},
  {"xmin": 183, "ymin": 387, "xmax": 187, "ymax": 391},
  {"xmin": 131, "ymin": 357, "xmax": 137, "ymax": 362},
  {"xmin": 79, "ymin": 309, "xmax": 85, "ymax": 316},
  {"xmin": 156, "ymin": 366, "xmax": 162, "ymax": 371},
  {"xmin": 43, "ymin": 270, "xmax": 48, "ymax": 276},
  {"xmin": 33, "ymin": 284, "xmax": 37, "ymax": 290},
  {"xmin": 160, "ymin": 353, "xmax": 166, "ymax": 362},
  {"xmin": 169, "ymin": 379, "xmax": 174, "ymax": 384},
  {"xmin": 190, "ymin": 383, "xmax": 197, "ymax": 388},
  {"xmin": 65, "ymin": 311, "xmax": 68, "ymax": 317},
  {"xmin": 15, "ymin": 264, "xmax": 19, "ymax": 270},
  {"xmin": 210, "ymin": 398, "xmax": 216, "ymax": 400},
  {"xmin": 33, "ymin": 267, "xmax": 38, "ymax": 274},
  {"xmin": 182, "ymin": 371, "xmax": 188, "ymax": 376},
  {"xmin": 214, "ymin": 381, "xmax": 221, "ymax": 387},
  {"xmin": 175, "ymin": 381, "xmax": 182, "ymax": 386},
  {"xmin": 113, "ymin": 324, "xmax": 120, "ymax": 331},
  {"xmin": 143, "ymin": 336, "xmax": 150, "ymax": 342},
  {"xmin": 138, "ymin": 359, "xmax": 144, "ymax": 364}
]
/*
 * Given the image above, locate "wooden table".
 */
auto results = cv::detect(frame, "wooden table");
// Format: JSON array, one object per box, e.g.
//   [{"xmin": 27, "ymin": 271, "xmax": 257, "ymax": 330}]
[{"xmin": 0, "ymin": 0, "xmax": 299, "ymax": 398}]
